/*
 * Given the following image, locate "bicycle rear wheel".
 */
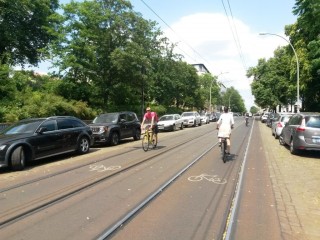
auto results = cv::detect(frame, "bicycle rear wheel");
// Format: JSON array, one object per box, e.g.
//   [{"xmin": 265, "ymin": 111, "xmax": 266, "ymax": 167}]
[
  {"xmin": 221, "ymin": 139, "xmax": 227, "ymax": 163},
  {"xmin": 142, "ymin": 133, "xmax": 150, "ymax": 151}
]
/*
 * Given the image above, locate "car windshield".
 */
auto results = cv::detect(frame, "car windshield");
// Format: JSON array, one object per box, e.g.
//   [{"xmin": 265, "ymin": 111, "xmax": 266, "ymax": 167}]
[
  {"xmin": 306, "ymin": 116, "xmax": 320, "ymax": 128},
  {"xmin": 1, "ymin": 120, "xmax": 42, "ymax": 135},
  {"xmin": 93, "ymin": 113, "xmax": 119, "ymax": 124},
  {"xmin": 182, "ymin": 113, "xmax": 193, "ymax": 117},
  {"xmin": 160, "ymin": 115, "xmax": 173, "ymax": 121}
]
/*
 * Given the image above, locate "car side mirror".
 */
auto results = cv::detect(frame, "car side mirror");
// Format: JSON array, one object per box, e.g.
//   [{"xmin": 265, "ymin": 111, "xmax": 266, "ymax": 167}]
[{"xmin": 120, "ymin": 119, "xmax": 126, "ymax": 123}]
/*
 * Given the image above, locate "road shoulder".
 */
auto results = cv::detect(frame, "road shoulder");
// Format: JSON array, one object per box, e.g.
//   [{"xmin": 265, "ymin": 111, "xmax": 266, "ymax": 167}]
[{"xmin": 259, "ymin": 120, "xmax": 320, "ymax": 240}]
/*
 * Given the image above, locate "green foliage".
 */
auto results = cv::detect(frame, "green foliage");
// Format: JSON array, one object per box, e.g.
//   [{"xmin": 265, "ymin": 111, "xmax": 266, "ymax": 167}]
[
  {"xmin": 250, "ymin": 106, "xmax": 259, "ymax": 114},
  {"xmin": 221, "ymin": 87, "xmax": 246, "ymax": 113},
  {"xmin": 0, "ymin": 0, "xmax": 259, "ymax": 122},
  {"xmin": 0, "ymin": 0, "xmax": 59, "ymax": 66}
]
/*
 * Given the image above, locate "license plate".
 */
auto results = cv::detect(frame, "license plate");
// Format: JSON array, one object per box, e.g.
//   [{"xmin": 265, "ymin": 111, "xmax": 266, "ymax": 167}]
[
  {"xmin": 158, "ymin": 125, "xmax": 164, "ymax": 129},
  {"xmin": 312, "ymin": 138, "xmax": 320, "ymax": 143}
]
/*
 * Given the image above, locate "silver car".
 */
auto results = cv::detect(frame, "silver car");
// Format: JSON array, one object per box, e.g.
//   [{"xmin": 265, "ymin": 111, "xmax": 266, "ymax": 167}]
[
  {"xmin": 271, "ymin": 113, "xmax": 294, "ymax": 139},
  {"xmin": 157, "ymin": 114, "xmax": 184, "ymax": 131},
  {"xmin": 181, "ymin": 111, "xmax": 201, "ymax": 127},
  {"xmin": 200, "ymin": 112, "xmax": 210, "ymax": 124},
  {"xmin": 279, "ymin": 112, "xmax": 320, "ymax": 154}
]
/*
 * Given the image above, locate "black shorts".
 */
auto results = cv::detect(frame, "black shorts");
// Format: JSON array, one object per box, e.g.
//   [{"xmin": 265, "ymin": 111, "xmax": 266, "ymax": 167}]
[{"xmin": 153, "ymin": 124, "xmax": 159, "ymax": 134}]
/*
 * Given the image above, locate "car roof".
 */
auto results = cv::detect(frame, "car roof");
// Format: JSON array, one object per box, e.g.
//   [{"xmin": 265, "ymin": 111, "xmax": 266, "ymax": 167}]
[
  {"xmin": 160, "ymin": 114, "xmax": 178, "ymax": 117},
  {"xmin": 19, "ymin": 116, "xmax": 78, "ymax": 122},
  {"xmin": 297, "ymin": 112, "xmax": 320, "ymax": 116},
  {"xmin": 98, "ymin": 111, "xmax": 135, "ymax": 115}
]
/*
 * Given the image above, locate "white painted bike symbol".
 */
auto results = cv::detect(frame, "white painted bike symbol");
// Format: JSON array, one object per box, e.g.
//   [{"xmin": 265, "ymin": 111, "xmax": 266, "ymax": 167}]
[
  {"xmin": 89, "ymin": 165, "xmax": 121, "ymax": 172},
  {"xmin": 188, "ymin": 174, "xmax": 227, "ymax": 184}
]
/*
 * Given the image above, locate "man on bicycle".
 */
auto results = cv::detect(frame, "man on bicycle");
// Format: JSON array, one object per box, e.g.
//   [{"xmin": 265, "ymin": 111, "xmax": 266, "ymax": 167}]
[
  {"xmin": 216, "ymin": 107, "xmax": 234, "ymax": 155},
  {"xmin": 141, "ymin": 107, "xmax": 159, "ymax": 143},
  {"xmin": 245, "ymin": 113, "xmax": 249, "ymax": 126}
]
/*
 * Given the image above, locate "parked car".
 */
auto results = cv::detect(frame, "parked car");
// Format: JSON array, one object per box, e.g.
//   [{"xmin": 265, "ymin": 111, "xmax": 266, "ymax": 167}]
[
  {"xmin": 214, "ymin": 112, "xmax": 221, "ymax": 122},
  {"xmin": 266, "ymin": 112, "xmax": 279, "ymax": 127},
  {"xmin": 279, "ymin": 112, "xmax": 320, "ymax": 154},
  {"xmin": 89, "ymin": 111, "xmax": 141, "ymax": 146},
  {"xmin": 157, "ymin": 114, "xmax": 184, "ymax": 131},
  {"xmin": 0, "ymin": 116, "xmax": 94, "ymax": 171},
  {"xmin": 181, "ymin": 111, "xmax": 201, "ymax": 127},
  {"xmin": 200, "ymin": 112, "xmax": 210, "ymax": 124},
  {"xmin": 261, "ymin": 112, "xmax": 270, "ymax": 123},
  {"xmin": 271, "ymin": 113, "xmax": 294, "ymax": 139}
]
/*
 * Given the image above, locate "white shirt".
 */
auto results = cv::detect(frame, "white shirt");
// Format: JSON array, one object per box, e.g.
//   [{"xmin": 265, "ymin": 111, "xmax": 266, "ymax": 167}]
[{"xmin": 217, "ymin": 113, "xmax": 234, "ymax": 138}]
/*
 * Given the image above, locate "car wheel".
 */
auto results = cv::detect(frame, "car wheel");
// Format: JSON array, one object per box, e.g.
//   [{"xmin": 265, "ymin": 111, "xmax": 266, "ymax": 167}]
[
  {"xmin": 279, "ymin": 134, "xmax": 285, "ymax": 146},
  {"xmin": 10, "ymin": 146, "xmax": 26, "ymax": 171},
  {"xmin": 198, "ymin": 121, "xmax": 202, "ymax": 126},
  {"xmin": 290, "ymin": 138, "xmax": 298, "ymax": 155},
  {"xmin": 180, "ymin": 123, "xmax": 184, "ymax": 130},
  {"xmin": 173, "ymin": 124, "xmax": 177, "ymax": 131},
  {"xmin": 133, "ymin": 128, "xmax": 141, "ymax": 140},
  {"xmin": 193, "ymin": 121, "xmax": 197, "ymax": 127},
  {"xmin": 77, "ymin": 136, "xmax": 90, "ymax": 154},
  {"xmin": 110, "ymin": 132, "xmax": 119, "ymax": 146}
]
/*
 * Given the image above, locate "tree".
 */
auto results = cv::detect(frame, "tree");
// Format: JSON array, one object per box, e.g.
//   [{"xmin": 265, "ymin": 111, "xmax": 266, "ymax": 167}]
[
  {"xmin": 50, "ymin": 0, "xmax": 165, "ymax": 112},
  {"xmin": 221, "ymin": 87, "xmax": 246, "ymax": 113},
  {"xmin": 250, "ymin": 106, "xmax": 259, "ymax": 114},
  {"xmin": 248, "ymin": 46, "xmax": 296, "ymax": 110},
  {"xmin": 0, "ymin": 0, "xmax": 59, "ymax": 66},
  {"xmin": 290, "ymin": 0, "xmax": 320, "ymax": 110}
]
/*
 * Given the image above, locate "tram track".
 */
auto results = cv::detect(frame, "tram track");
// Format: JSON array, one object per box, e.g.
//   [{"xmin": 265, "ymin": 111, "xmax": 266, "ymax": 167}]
[
  {"xmin": 0, "ymin": 124, "xmax": 227, "ymax": 228},
  {"xmin": 96, "ymin": 121, "xmax": 251, "ymax": 239}
]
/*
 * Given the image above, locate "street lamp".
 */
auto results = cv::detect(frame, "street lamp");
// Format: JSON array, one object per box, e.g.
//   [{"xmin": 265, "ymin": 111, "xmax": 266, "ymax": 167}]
[
  {"xmin": 228, "ymin": 92, "xmax": 233, "ymax": 109},
  {"xmin": 209, "ymin": 72, "xmax": 229, "ymax": 112},
  {"xmin": 259, "ymin": 32, "xmax": 300, "ymax": 112}
]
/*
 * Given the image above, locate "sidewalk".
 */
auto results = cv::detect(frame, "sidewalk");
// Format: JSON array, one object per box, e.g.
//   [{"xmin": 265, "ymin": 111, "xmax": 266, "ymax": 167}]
[{"xmin": 259, "ymin": 121, "xmax": 320, "ymax": 240}]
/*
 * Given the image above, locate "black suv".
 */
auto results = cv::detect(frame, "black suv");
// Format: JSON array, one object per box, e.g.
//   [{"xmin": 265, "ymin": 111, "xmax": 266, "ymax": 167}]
[
  {"xmin": 0, "ymin": 116, "xmax": 94, "ymax": 171},
  {"xmin": 89, "ymin": 112, "xmax": 141, "ymax": 146}
]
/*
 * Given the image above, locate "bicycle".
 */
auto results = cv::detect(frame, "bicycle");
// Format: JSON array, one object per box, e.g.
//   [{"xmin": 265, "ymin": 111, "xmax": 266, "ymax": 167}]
[
  {"xmin": 142, "ymin": 125, "xmax": 157, "ymax": 151},
  {"xmin": 220, "ymin": 137, "xmax": 228, "ymax": 163}
]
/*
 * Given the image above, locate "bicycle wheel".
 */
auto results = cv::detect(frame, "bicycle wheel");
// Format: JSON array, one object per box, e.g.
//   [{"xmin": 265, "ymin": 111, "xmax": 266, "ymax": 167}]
[
  {"xmin": 142, "ymin": 132, "xmax": 150, "ymax": 151},
  {"xmin": 221, "ymin": 139, "xmax": 226, "ymax": 163}
]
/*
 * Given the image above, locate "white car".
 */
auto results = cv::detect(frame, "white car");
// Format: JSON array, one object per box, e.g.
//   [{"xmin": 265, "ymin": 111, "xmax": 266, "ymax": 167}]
[
  {"xmin": 157, "ymin": 114, "xmax": 184, "ymax": 131},
  {"xmin": 271, "ymin": 113, "xmax": 294, "ymax": 139},
  {"xmin": 200, "ymin": 112, "xmax": 210, "ymax": 124},
  {"xmin": 261, "ymin": 112, "xmax": 270, "ymax": 123},
  {"xmin": 181, "ymin": 111, "xmax": 201, "ymax": 127}
]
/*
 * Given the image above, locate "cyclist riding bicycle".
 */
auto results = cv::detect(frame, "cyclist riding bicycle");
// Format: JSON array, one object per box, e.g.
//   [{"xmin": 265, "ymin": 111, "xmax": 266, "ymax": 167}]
[
  {"xmin": 141, "ymin": 107, "xmax": 159, "ymax": 143},
  {"xmin": 245, "ymin": 113, "xmax": 249, "ymax": 126},
  {"xmin": 216, "ymin": 107, "xmax": 234, "ymax": 155}
]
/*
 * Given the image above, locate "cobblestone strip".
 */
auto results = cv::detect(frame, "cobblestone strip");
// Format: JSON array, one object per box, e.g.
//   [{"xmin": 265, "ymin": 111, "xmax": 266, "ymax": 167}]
[{"xmin": 258, "ymin": 122, "xmax": 315, "ymax": 240}]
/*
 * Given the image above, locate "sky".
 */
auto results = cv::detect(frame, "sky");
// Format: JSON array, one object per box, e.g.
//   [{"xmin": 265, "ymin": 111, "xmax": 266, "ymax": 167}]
[{"xmin": 34, "ymin": 0, "xmax": 298, "ymax": 111}]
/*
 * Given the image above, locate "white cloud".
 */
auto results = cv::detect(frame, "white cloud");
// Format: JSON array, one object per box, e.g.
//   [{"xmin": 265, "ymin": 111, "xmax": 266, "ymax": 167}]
[{"xmin": 163, "ymin": 12, "xmax": 288, "ymax": 110}]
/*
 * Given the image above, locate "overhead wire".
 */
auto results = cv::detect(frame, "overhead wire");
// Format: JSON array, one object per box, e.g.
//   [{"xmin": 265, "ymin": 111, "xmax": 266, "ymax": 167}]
[
  {"xmin": 221, "ymin": 0, "xmax": 248, "ymax": 71},
  {"xmin": 139, "ymin": 0, "xmax": 213, "ymax": 69}
]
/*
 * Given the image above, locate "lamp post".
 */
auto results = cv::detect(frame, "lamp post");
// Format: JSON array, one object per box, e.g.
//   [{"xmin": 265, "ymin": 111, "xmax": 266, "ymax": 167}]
[
  {"xmin": 259, "ymin": 32, "xmax": 300, "ymax": 112},
  {"xmin": 228, "ymin": 92, "xmax": 233, "ymax": 110},
  {"xmin": 209, "ymin": 72, "xmax": 229, "ymax": 112}
]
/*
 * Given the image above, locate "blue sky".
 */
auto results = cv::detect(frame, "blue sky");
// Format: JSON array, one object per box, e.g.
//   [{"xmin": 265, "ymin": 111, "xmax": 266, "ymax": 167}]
[{"xmin": 45, "ymin": 0, "xmax": 298, "ymax": 110}]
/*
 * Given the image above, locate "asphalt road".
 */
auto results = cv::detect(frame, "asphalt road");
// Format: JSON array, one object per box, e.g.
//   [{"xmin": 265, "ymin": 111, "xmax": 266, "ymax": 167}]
[{"xmin": 0, "ymin": 117, "xmax": 319, "ymax": 240}]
